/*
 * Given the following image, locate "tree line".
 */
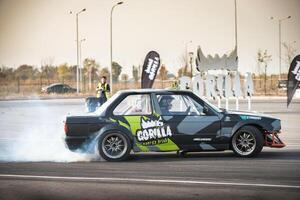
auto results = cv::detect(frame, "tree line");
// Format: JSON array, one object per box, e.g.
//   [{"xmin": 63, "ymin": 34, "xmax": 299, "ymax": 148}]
[
  {"xmin": 0, "ymin": 58, "xmax": 147, "ymax": 85},
  {"xmin": 0, "ymin": 58, "xmax": 174, "ymax": 85}
]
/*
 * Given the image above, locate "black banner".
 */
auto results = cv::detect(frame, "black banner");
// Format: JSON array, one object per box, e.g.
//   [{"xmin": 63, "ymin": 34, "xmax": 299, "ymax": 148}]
[
  {"xmin": 287, "ymin": 55, "xmax": 300, "ymax": 107},
  {"xmin": 141, "ymin": 51, "xmax": 160, "ymax": 88}
]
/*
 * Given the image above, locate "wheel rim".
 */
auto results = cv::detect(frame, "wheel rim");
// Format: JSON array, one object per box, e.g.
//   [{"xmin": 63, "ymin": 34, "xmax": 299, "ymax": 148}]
[
  {"xmin": 101, "ymin": 133, "xmax": 128, "ymax": 159},
  {"xmin": 232, "ymin": 131, "xmax": 256, "ymax": 156}
]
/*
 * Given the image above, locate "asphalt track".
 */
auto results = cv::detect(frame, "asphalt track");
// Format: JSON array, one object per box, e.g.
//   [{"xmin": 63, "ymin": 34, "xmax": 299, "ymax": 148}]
[{"xmin": 0, "ymin": 98, "xmax": 299, "ymax": 200}]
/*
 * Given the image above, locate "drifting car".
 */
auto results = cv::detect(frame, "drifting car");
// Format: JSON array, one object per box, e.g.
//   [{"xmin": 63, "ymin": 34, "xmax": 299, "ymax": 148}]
[
  {"xmin": 41, "ymin": 83, "xmax": 76, "ymax": 94},
  {"xmin": 64, "ymin": 89, "xmax": 285, "ymax": 161}
]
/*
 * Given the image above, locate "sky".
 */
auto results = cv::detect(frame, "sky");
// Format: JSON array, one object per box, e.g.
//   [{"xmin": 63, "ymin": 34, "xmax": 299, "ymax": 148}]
[{"xmin": 0, "ymin": 0, "xmax": 299, "ymax": 77}]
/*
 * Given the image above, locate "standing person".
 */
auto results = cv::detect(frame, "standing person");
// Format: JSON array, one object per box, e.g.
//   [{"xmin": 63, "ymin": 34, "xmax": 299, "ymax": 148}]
[
  {"xmin": 96, "ymin": 76, "xmax": 110, "ymax": 104},
  {"xmin": 171, "ymin": 81, "xmax": 179, "ymax": 90}
]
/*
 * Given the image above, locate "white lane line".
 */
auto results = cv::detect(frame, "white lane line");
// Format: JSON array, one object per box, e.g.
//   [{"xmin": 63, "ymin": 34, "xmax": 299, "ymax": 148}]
[{"xmin": 0, "ymin": 174, "xmax": 299, "ymax": 189}]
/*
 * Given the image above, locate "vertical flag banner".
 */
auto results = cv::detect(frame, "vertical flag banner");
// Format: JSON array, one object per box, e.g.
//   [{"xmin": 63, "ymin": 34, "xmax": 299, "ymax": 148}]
[
  {"xmin": 287, "ymin": 55, "xmax": 300, "ymax": 107},
  {"xmin": 141, "ymin": 51, "xmax": 160, "ymax": 88}
]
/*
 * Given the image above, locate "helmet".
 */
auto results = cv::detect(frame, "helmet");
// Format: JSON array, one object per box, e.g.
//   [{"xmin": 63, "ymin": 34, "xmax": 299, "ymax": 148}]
[{"xmin": 159, "ymin": 95, "xmax": 174, "ymax": 111}]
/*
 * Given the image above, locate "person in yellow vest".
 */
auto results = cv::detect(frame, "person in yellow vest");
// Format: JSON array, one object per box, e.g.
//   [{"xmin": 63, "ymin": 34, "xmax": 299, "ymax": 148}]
[
  {"xmin": 96, "ymin": 76, "xmax": 110, "ymax": 104},
  {"xmin": 171, "ymin": 81, "xmax": 179, "ymax": 90}
]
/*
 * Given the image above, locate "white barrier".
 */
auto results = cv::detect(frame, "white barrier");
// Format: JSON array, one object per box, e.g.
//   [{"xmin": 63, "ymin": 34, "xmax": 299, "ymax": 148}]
[{"xmin": 179, "ymin": 72, "xmax": 254, "ymax": 111}]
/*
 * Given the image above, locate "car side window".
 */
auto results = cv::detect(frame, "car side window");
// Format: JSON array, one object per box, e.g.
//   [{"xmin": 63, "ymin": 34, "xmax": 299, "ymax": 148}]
[
  {"xmin": 113, "ymin": 94, "xmax": 152, "ymax": 116},
  {"xmin": 53, "ymin": 85, "xmax": 60, "ymax": 92},
  {"xmin": 156, "ymin": 94, "xmax": 207, "ymax": 116}
]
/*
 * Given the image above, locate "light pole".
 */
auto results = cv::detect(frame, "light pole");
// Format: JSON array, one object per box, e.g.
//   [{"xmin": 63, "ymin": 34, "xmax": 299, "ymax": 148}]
[
  {"xmin": 110, "ymin": 1, "xmax": 124, "ymax": 94},
  {"xmin": 70, "ymin": 8, "xmax": 86, "ymax": 93},
  {"xmin": 189, "ymin": 52, "xmax": 194, "ymax": 78},
  {"xmin": 234, "ymin": 0, "xmax": 238, "ymax": 51},
  {"xmin": 270, "ymin": 15, "xmax": 291, "ymax": 80},
  {"xmin": 185, "ymin": 41, "xmax": 192, "ymax": 77},
  {"xmin": 79, "ymin": 38, "xmax": 86, "ymax": 92}
]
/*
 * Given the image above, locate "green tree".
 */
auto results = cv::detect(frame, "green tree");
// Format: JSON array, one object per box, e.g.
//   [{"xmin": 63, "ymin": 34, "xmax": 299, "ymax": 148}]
[
  {"xmin": 132, "ymin": 65, "xmax": 139, "ymax": 82},
  {"xmin": 121, "ymin": 73, "xmax": 129, "ymax": 82},
  {"xmin": 178, "ymin": 52, "xmax": 191, "ymax": 77},
  {"xmin": 15, "ymin": 65, "xmax": 37, "ymax": 81},
  {"xmin": 68, "ymin": 65, "xmax": 77, "ymax": 81},
  {"xmin": 121, "ymin": 73, "xmax": 129, "ymax": 89},
  {"xmin": 178, "ymin": 67, "xmax": 191, "ymax": 77},
  {"xmin": 83, "ymin": 58, "xmax": 100, "ymax": 91},
  {"xmin": 112, "ymin": 62, "xmax": 122, "ymax": 82},
  {"xmin": 159, "ymin": 64, "xmax": 168, "ymax": 80},
  {"xmin": 158, "ymin": 64, "xmax": 168, "ymax": 88},
  {"xmin": 257, "ymin": 49, "xmax": 272, "ymax": 95},
  {"xmin": 41, "ymin": 57, "xmax": 57, "ymax": 84},
  {"xmin": 99, "ymin": 67, "xmax": 110, "ymax": 80},
  {"xmin": 0, "ymin": 66, "xmax": 14, "ymax": 80},
  {"xmin": 57, "ymin": 63, "xmax": 69, "ymax": 83},
  {"xmin": 41, "ymin": 65, "xmax": 57, "ymax": 84}
]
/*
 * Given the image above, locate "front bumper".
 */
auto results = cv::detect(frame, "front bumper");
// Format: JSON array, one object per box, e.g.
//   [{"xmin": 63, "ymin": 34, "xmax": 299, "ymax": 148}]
[{"xmin": 264, "ymin": 131, "xmax": 285, "ymax": 148}]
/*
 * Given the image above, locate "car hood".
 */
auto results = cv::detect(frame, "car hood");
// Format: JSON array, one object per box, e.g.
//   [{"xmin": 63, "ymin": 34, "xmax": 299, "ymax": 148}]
[
  {"xmin": 225, "ymin": 109, "xmax": 279, "ymax": 120},
  {"xmin": 225, "ymin": 110, "xmax": 281, "ymax": 131}
]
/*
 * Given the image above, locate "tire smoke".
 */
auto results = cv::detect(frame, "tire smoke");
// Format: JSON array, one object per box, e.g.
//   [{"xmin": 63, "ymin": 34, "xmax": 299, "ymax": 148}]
[{"xmin": 0, "ymin": 98, "xmax": 99, "ymax": 162}]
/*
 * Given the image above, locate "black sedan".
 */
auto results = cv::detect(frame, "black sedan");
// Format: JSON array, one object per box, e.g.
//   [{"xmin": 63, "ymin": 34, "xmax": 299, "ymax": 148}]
[
  {"xmin": 64, "ymin": 89, "xmax": 285, "ymax": 161},
  {"xmin": 41, "ymin": 83, "xmax": 76, "ymax": 94}
]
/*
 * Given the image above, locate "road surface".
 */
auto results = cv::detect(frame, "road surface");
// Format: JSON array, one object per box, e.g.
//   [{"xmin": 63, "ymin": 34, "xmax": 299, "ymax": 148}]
[{"xmin": 0, "ymin": 98, "xmax": 299, "ymax": 199}]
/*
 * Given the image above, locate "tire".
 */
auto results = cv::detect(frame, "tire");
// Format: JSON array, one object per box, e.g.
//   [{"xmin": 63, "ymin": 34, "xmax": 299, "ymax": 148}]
[
  {"xmin": 231, "ymin": 126, "xmax": 264, "ymax": 157},
  {"xmin": 98, "ymin": 131, "xmax": 131, "ymax": 161}
]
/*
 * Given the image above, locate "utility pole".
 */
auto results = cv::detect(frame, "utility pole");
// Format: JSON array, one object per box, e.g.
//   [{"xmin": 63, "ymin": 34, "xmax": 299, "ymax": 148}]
[
  {"xmin": 79, "ymin": 38, "xmax": 86, "ymax": 92},
  {"xmin": 110, "ymin": 2, "xmax": 124, "ymax": 94},
  {"xmin": 70, "ymin": 8, "xmax": 86, "ymax": 93},
  {"xmin": 270, "ymin": 16, "xmax": 291, "ymax": 80},
  {"xmin": 185, "ymin": 41, "xmax": 192, "ymax": 77},
  {"xmin": 234, "ymin": 0, "xmax": 237, "ymax": 51}
]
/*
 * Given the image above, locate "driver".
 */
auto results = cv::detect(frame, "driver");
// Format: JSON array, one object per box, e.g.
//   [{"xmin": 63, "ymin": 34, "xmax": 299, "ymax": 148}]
[{"xmin": 159, "ymin": 95, "xmax": 174, "ymax": 115}]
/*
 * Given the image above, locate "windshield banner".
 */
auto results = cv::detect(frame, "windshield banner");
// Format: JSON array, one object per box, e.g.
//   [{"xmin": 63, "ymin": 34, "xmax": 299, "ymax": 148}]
[
  {"xmin": 141, "ymin": 51, "xmax": 160, "ymax": 88},
  {"xmin": 287, "ymin": 55, "xmax": 300, "ymax": 107}
]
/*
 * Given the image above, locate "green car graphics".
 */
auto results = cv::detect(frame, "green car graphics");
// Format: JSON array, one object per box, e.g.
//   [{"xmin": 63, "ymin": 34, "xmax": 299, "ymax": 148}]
[{"xmin": 113, "ymin": 115, "xmax": 179, "ymax": 152}]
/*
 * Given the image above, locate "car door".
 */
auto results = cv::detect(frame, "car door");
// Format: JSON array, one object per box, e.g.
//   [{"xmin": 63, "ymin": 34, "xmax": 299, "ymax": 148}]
[
  {"xmin": 62, "ymin": 85, "xmax": 70, "ymax": 93},
  {"xmin": 54, "ymin": 85, "xmax": 63, "ymax": 93},
  {"xmin": 112, "ymin": 93, "xmax": 179, "ymax": 152},
  {"xmin": 154, "ymin": 93, "xmax": 221, "ymax": 151}
]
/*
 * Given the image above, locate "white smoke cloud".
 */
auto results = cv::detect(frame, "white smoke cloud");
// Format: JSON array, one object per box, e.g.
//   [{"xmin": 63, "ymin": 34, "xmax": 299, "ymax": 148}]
[{"xmin": 0, "ymin": 98, "xmax": 100, "ymax": 162}]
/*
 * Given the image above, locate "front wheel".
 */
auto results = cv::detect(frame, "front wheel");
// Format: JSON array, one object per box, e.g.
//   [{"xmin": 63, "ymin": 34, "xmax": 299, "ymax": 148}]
[
  {"xmin": 98, "ymin": 131, "xmax": 131, "ymax": 161},
  {"xmin": 231, "ymin": 126, "xmax": 264, "ymax": 157}
]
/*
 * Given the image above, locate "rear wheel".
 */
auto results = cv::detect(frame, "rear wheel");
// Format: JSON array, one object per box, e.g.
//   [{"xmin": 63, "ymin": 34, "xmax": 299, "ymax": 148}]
[
  {"xmin": 231, "ymin": 126, "xmax": 264, "ymax": 157},
  {"xmin": 98, "ymin": 131, "xmax": 131, "ymax": 161}
]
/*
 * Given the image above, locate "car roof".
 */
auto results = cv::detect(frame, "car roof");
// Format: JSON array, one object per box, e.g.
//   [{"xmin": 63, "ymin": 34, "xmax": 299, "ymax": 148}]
[
  {"xmin": 48, "ymin": 83, "xmax": 70, "ymax": 87},
  {"xmin": 117, "ymin": 89, "xmax": 193, "ymax": 95},
  {"xmin": 48, "ymin": 83, "xmax": 63, "ymax": 87},
  {"xmin": 95, "ymin": 89, "xmax": 197, "ymax": 116}
]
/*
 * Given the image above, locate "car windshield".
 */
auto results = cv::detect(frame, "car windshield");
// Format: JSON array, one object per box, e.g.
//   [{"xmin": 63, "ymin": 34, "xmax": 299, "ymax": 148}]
[
  {"xmin": 94, "ymin": 92, "xmax": 121, "ymax": 115},
  {"xmin": 201, "ymin": 97, "xmax": 222, "ymax": 113}
]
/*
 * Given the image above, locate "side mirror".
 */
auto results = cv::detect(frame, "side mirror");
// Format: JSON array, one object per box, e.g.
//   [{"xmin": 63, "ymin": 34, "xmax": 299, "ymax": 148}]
[{"xmin": 203, "ymin": 106, "xmax": 209, "ymax": 115}]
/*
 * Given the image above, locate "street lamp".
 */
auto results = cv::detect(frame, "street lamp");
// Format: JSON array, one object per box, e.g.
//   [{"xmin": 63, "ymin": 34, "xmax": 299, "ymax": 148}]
[
  {"xmin": 270, "ymin": 15, "xmax": 291, "ymax": 80},
  {"xmin": 70, "ymin": 8, "xmax": 86, "ymax": 93},
  {"xmin": 79, "ymin": 38, "xmax": 86, "ymax": 92},
  {"xmin": 234, "ymin": 0, "xmax": 238, "ymax": 50},
  {"xmin": 110, "ymin": 1, "xmax": 124, "ymax": 94}
]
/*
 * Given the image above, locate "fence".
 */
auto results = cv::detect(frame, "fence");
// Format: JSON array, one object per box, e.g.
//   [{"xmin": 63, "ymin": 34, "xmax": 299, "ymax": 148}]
[{"xmin": 0, "ymin": 76, "xmax": 286, "ymax": 98}]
